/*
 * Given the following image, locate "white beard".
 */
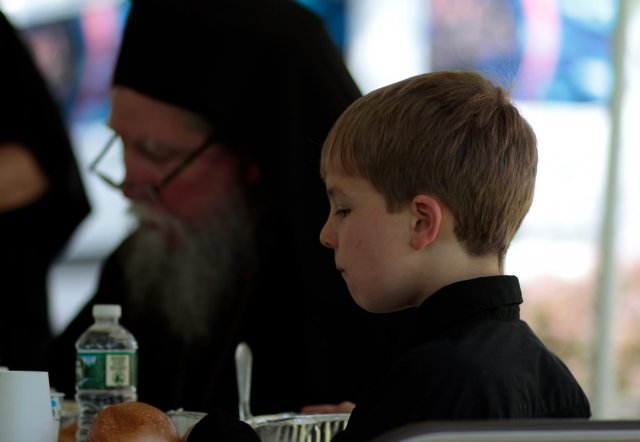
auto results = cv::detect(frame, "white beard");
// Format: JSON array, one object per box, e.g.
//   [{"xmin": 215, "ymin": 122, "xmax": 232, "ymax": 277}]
[{"xmin": 123, "ymin": 191, "xmax": 255, "ymax": 343}]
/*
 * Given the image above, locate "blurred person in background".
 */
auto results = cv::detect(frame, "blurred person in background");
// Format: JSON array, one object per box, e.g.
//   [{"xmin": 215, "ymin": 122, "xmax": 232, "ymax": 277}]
[
  {"xmin": 45, "ymin": 0, "xmax": 408, "ymax": 416},
  {"xmin": 0, "ymin": 10, "xmax": 90, "ymax": 370}
]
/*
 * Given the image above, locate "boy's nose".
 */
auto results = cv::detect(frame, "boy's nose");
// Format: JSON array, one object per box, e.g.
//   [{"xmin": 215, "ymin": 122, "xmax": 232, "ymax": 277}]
[{"xmin": 319, "ymin": 221, "xmax": 335, "ymax": 249}]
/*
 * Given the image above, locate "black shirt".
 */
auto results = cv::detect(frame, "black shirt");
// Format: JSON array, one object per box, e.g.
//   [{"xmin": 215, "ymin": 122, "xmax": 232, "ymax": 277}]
[{"xmin": 334, "ymin": 275, "xmax": 591, "ymax": 441}]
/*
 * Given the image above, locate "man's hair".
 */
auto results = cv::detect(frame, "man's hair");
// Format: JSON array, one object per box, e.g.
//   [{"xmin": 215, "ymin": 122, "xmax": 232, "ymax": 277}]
[{"xmin": 320, "ymin": 70, "xmax": 538, "ymax": 259}]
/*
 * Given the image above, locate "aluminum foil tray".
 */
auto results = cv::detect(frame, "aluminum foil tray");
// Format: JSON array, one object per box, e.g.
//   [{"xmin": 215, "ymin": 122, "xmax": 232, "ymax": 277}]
[
  {"xmin": 167, "ymin": 410, "xmax": 349, "ymax": 441},
  {"xmin": 249, "ymin": 413, "xmax": 349, "ymax": 442}
]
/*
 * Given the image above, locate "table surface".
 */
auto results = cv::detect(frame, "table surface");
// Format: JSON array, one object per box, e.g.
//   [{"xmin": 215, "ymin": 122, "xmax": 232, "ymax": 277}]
[{"xmin": 58, "ymin": 421, "xmax": 76, "ymax": 442}]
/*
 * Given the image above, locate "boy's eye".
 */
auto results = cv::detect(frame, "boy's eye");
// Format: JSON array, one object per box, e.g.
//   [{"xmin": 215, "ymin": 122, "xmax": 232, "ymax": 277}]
[{"xmin": 334, "ymin": 208, "xmax": 351, "ymax": 218}]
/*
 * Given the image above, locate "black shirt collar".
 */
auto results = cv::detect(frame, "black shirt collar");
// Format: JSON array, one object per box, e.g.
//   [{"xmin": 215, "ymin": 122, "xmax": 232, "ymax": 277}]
[{"xmin": 409, "ymin": 275, "xmax": 523, "ymax": 344}]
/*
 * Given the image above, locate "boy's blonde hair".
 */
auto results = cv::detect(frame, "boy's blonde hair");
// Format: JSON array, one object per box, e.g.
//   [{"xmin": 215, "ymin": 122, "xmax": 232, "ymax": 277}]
[{"xmin": 320, "ymin": 70, "xmax": 537, "ymax": 259}]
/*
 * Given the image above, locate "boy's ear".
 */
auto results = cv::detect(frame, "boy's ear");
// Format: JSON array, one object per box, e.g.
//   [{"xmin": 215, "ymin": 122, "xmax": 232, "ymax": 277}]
[{"xmin": 410, "ymin": 194, "xmax": 442, "ymax": 250}]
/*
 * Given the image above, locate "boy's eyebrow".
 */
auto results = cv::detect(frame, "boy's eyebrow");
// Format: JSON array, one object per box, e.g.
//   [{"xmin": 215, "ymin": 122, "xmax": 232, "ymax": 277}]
[
  {"xmin": 327, "ymin": 186, "xmax": 350, "ymax": 205},
  {"xmin": 325, "ymin": 185, "xmax": 344, "ymax": 200}
]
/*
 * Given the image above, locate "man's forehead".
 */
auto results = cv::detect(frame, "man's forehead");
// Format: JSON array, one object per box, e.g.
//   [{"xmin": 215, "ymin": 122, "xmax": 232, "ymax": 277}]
[{"xmin": 110, "ymin": 87, "xmax": 208, "ymax": 133}]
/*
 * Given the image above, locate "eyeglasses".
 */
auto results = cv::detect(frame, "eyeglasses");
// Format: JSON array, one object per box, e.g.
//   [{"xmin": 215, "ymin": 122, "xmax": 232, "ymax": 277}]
[{"xmin": 89, "ymin": 131, "xmax": 218, "ymax": 202}]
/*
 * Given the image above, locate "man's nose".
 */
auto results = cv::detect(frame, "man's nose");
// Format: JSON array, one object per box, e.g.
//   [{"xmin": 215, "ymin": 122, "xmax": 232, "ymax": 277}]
[
  {"xmin": 120, "ymin": 180, "xmax": 156, "ymax": 202},
  {"xmin": 121, "ymin": 153, "xmax": 159, "ymax": 201}
]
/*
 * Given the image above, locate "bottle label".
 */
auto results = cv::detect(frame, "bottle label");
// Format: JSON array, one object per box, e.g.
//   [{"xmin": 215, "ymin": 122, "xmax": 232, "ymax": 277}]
[{"xmin": 76, "ymin": 350, "xmax": 137, "ymax": 389}]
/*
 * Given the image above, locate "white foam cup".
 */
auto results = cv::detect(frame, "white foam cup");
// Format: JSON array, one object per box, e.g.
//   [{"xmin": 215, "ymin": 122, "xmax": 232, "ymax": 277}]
[{"xmin": 0, "ymin": 370, "xmax": 56, "ymax": 442}]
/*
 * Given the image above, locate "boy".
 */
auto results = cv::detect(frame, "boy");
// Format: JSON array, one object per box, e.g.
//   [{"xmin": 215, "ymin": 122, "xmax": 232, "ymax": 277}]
[{"xmin": 319, "ymin": 70, "xmax": 591, "ymax": 441}]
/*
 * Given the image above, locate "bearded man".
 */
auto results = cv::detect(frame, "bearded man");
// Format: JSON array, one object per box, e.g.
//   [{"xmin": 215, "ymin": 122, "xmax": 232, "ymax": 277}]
[{"xmin": 44, "ymin": 0, "xmax": 409, "ymax": 416}]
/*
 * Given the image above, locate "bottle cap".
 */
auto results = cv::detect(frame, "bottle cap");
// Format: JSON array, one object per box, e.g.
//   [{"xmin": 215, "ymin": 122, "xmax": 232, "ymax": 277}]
[{"xmin": 92, "ymin": 304, "xmax": 122, "ymax": 319}]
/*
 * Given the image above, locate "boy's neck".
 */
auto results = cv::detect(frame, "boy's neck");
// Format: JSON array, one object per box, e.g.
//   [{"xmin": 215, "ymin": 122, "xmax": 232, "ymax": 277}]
[{"xmin": 416, "ymin": 235, "xmax": 501, "ymax": 307}]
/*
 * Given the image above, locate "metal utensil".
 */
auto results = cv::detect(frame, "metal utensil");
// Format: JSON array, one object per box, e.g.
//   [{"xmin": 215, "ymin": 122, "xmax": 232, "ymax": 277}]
[
  {"xmin": 235, "ymin": 341, "xmax": 253, "ymax": 420},
  {"xmin": 233, "ymin": 342, "xmax": 349, "ymax": 441}
]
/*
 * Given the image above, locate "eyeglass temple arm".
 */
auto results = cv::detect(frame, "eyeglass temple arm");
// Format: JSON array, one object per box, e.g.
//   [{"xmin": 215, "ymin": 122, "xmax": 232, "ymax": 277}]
[{"xmin": 89, "ymin": 132, "xmax": 119, "ymax": 172}]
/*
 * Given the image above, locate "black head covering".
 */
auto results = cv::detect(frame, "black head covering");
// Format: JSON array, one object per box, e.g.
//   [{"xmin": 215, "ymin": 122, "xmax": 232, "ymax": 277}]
[{"xmin": 112, "ymin": 0, "xmax": 359, "ymax": 200}]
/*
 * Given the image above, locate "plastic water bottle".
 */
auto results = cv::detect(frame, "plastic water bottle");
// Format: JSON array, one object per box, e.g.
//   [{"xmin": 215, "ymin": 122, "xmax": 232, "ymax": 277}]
[{"xmin": 75, "ymin": 304, "xmax": 138, "ymax": 441}]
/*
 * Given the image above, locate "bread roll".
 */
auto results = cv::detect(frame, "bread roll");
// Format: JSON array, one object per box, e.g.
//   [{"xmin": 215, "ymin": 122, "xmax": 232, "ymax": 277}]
[{"xmin": 87, "ymin": 401, "xmax": 181, "ymax": 442}]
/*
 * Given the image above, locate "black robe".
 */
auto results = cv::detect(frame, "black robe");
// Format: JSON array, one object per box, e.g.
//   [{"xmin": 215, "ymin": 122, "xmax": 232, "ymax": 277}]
[
  {"xmin": 333, "ymin": 276, "xmax": 592, "ymax": 441},
  {"xmin": 0, "ymin": 11, "xmax": 90, "ymax": 370}
]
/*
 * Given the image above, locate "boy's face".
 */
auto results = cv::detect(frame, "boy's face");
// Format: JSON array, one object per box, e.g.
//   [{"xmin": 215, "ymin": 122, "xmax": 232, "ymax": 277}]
[{"xmin": 320, "ymin": 172, "xmax": 424, "ymax": 313}]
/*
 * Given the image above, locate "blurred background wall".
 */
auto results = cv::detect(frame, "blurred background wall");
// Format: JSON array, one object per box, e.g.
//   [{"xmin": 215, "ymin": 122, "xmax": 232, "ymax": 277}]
[{"xmin": 1, "ymin": 0, "xmax": 638, "ymax": 419}]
